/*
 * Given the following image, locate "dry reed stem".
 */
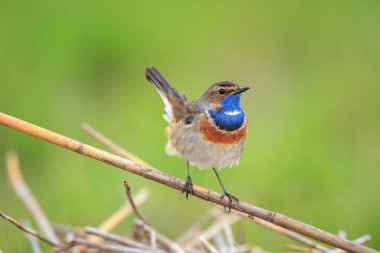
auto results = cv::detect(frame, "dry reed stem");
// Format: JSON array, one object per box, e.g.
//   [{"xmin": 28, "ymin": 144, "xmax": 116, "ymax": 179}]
[
  {"xmin": 176, "ymin": 207, "xmax": 223, "ymax": 244},
  {"xmin": 81, "ymin": 186, "xmax": 149, "ymax": 253},
  {"xmin": 83, "ymin": 189, "xmax": 149, "ymax": 252},
  {"xmin": 85, "ymin": 226, "xmax": 151, "ymax": 250},
  {"xmin": 66, "ymin": 238, "xmax": 150, "ymax": 253},
  {"xmin": 249, "ymin": 216, "xmax": 328, "ymax": 252},
  {"xmin": 98, "ymin": 189, "xmax": 149, "ymax": 231},
  {"xmin": 354, "ymin": 235, "xmax": 372, "ymax": 245},
  {"xmin": 26, "ymin": 233, "xmax": 42, "ymax": 253},
  {"xmin": 221, "ymin": 217, "xmax": 236, "ymax": 253},
  {"xmin": 329, "ymin": 235, "xmax": 372, "ymax": 253},
  {"xmin": 123, "ymin": 187, "xmax": 159, "ymax": 253},
  {"xmin": 5, "ymin": 151, "xmax": 61, "ymax": 245},
  {"xmin": 23, "ymin": 221, "xmax": 42, "ymax": 253},
  {"xmin": 184, "ymin": 214, "xmax": 241, "ymax": 249},
  {"xmin": 150, "ymin": 229, "xmax": 157, "ymax": 253},
  {"xmin": 53, "ymin": 242, "xmax": 77, "ymax": 253},
  {"xmin": 87, "ymin": 188, "xmax": 149, "ymax": 244},
  {"xmin": 200, "ymin": 236, "xmax": 219, "ymax": 253},
  {"xmin": 52, "ymin": 224, "xmax": 86, "ymax": 237},
  {"xmin": 0, "ymin": 211, "xmax": 59, "ymax": 247},
  {"xmin": 135, "ymin": 219, "xmax": 186, "ymax": 253},
  {"xmin": 237, "ymin": 244, "xmax": 258, "ymax": 253},
  {"xmin": 124, "ymin": 181, "xmax": 149, "ymax": 224},
  {"xmin": 284, "ymin": 244, "xmax": 314, "ymax": 252},
  {"xmin": 81, "ymin": 123, "xmax": 377, "ymax": 253},
  {"xmin": 338, "ymin": 230, "xmax": 347, "ymax": 239},
  {"xmin": 82, "ymin": 123, "xmax": 152, "ymax": 167},
  {"xmin": 0, "ymin": 112, "xmax": 377, "ymax": 253},
  {"xmin": 213, "ymin": 234, "xmax": 227, "ymax": 252},
  {"xmin": 65, "ymin": 232, "xmax": 79, "ymax": 253}
]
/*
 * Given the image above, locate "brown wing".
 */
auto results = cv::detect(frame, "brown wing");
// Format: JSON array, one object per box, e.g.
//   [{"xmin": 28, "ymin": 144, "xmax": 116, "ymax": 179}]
[{"xmin": 145, "ymin": 67, "xmax": 186, "ymax": 122}]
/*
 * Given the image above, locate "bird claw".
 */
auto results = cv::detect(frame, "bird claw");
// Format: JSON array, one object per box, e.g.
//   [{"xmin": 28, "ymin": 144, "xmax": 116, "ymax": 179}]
[
  {"xmin": 220, "ymin": 192, "xmax": 239, "ymax": 212},
  {"xmin": 181, "ymin": 176, "xmax": 194, "ymax": 200}
]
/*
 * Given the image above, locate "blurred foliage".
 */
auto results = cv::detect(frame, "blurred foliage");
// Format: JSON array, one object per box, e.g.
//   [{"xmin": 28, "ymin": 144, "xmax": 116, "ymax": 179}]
[{"xmin": 1, "ymin": 1, "xmax": 379, "ymax": 252}]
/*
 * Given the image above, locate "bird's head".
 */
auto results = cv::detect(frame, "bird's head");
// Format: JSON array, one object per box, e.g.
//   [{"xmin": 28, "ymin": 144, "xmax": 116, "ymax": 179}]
[{"xmin": 202, "ymin": 81, "xmax": 249, "ymax": 111}]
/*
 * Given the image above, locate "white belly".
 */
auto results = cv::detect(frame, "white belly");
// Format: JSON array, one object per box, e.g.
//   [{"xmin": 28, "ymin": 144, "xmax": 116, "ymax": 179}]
[{"xmin": 165, "ymin": 119, "xmax": 245, "ymax": 169}]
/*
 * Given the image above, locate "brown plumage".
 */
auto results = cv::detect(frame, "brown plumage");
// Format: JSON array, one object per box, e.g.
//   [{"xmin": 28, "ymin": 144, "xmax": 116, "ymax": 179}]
[
  {"xmin": 145, "ymin": 66, "xmax": 250, "ymax": 210},
  {"xmin": 199, "ymin": 113, "xmax": 247, "ymax": 144}
]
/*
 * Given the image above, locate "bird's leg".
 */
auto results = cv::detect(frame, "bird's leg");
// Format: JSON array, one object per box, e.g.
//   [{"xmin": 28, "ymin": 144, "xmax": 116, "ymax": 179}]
[
  {"xmin": 213, "ymin": 168, "xmax": 239, "ymax": 212},
  {"xmin": 182, "ymin": 160, "xmax": 194, "ymax": 199}
]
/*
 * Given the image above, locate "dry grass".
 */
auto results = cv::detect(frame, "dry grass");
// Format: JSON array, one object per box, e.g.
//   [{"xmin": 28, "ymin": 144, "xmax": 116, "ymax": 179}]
[{"xmin": 0, "ymin": 112, "xmax": 376, "ymax": 253}]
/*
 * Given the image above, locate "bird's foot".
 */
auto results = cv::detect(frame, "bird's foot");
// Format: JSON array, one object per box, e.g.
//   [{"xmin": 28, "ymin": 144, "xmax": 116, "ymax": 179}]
[
  {"xmin": 220, "ymin": 191, "xmax": 239, "ymax": 212},
  {"xmin": 181, "ymin": 176, "xmax": 194, "ymax": 200}
]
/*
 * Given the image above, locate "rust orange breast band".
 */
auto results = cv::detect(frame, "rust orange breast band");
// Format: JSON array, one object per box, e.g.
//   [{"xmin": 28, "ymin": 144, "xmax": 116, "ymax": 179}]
[{"xmin": 199, "ymin": 113, "xmax": 247, "ymax": 144}]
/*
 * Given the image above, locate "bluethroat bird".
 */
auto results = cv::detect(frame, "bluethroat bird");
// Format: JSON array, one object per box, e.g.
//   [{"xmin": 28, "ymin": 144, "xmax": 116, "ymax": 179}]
[{"xmin": 145, "ymin": 67, "xmax": 249, "ymax": 210}]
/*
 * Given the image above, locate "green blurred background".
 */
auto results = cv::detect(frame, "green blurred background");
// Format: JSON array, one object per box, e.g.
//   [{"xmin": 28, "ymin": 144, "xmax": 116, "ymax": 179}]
[{"xmin": 1, "ymin": 1, "xmax": 379, "ymax": 252}]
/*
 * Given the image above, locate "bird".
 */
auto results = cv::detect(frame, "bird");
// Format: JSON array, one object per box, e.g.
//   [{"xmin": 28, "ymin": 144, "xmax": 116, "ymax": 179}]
[{"xmin": 145, "ymin": 66, "xmax": 249, "ymax": 210}]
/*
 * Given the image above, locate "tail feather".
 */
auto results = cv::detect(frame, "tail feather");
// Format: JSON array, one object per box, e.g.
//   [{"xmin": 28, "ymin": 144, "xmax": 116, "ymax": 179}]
[{"xmin": 145, "ymin": 67, "xmax": 186, "ymax": 122}]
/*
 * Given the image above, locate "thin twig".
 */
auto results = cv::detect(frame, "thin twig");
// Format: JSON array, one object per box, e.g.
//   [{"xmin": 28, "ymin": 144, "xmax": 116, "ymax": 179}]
[
  {"xmin": 200, "ymin": 236, "xmax": 219, "ymax": 253},
  {"xmin": 53, "ymin": 241, "xmax": 77, "ymax": 253},
  {"xmin": 124, "ymin": 181, "xmax": 149, "ymax": 224},
  {"xmin": 135, "ymin": 219, "xmax": 186, "ymax": 253},
  {"xmin": 86, "ymin": 188, "xmax": 149, "ymax": 245},
  {"xmin": 0, "ymin": 112, "xmax": 377, "ymax": 253},
  {"xmin": 0, "ymin": 210, "xmax": 60, "ymax": 247},
  {"xmin": 249, "ymin": 216, "xmax": 327, "ymax": 253},
  {"xmin": 83, "ymin": 188, "xmax": 149, "ymax": 252},
  {"xmin": 98, "ymin": 188, "xmax": 149, "ymax": 232},
  {"xmin": 5, "ymin": 151, "xmax": 61, "ymax": 245}
]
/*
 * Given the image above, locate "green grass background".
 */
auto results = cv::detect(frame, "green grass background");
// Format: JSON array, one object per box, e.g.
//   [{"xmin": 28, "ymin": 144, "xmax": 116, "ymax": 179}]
[{"xmin": 1, "ymin": 1, "xmax": 379, "ymax": 252}]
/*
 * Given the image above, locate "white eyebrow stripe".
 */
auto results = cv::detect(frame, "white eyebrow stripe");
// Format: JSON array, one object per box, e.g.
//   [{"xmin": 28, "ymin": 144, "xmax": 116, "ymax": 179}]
[{"xmin": 224, "ymin": 110, "xmax": 242, "ymax": 116}]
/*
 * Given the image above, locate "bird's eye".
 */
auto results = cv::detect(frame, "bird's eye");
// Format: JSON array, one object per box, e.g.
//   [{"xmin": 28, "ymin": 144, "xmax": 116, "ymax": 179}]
[{"xmin": 218, "ymin": 89, "xmax": 226, "ymax": 95}]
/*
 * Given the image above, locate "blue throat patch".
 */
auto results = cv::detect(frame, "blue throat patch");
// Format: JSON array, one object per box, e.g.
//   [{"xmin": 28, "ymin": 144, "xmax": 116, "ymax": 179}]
[{"xmin": 208, "ymin": 94, "xmax": 245, "ymax": 131}]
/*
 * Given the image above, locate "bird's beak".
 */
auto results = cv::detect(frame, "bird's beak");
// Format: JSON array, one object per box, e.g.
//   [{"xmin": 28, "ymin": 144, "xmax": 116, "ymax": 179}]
[{"xmin": 231, "ymin": 86, "xmax": 250, "ymax": 95}]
